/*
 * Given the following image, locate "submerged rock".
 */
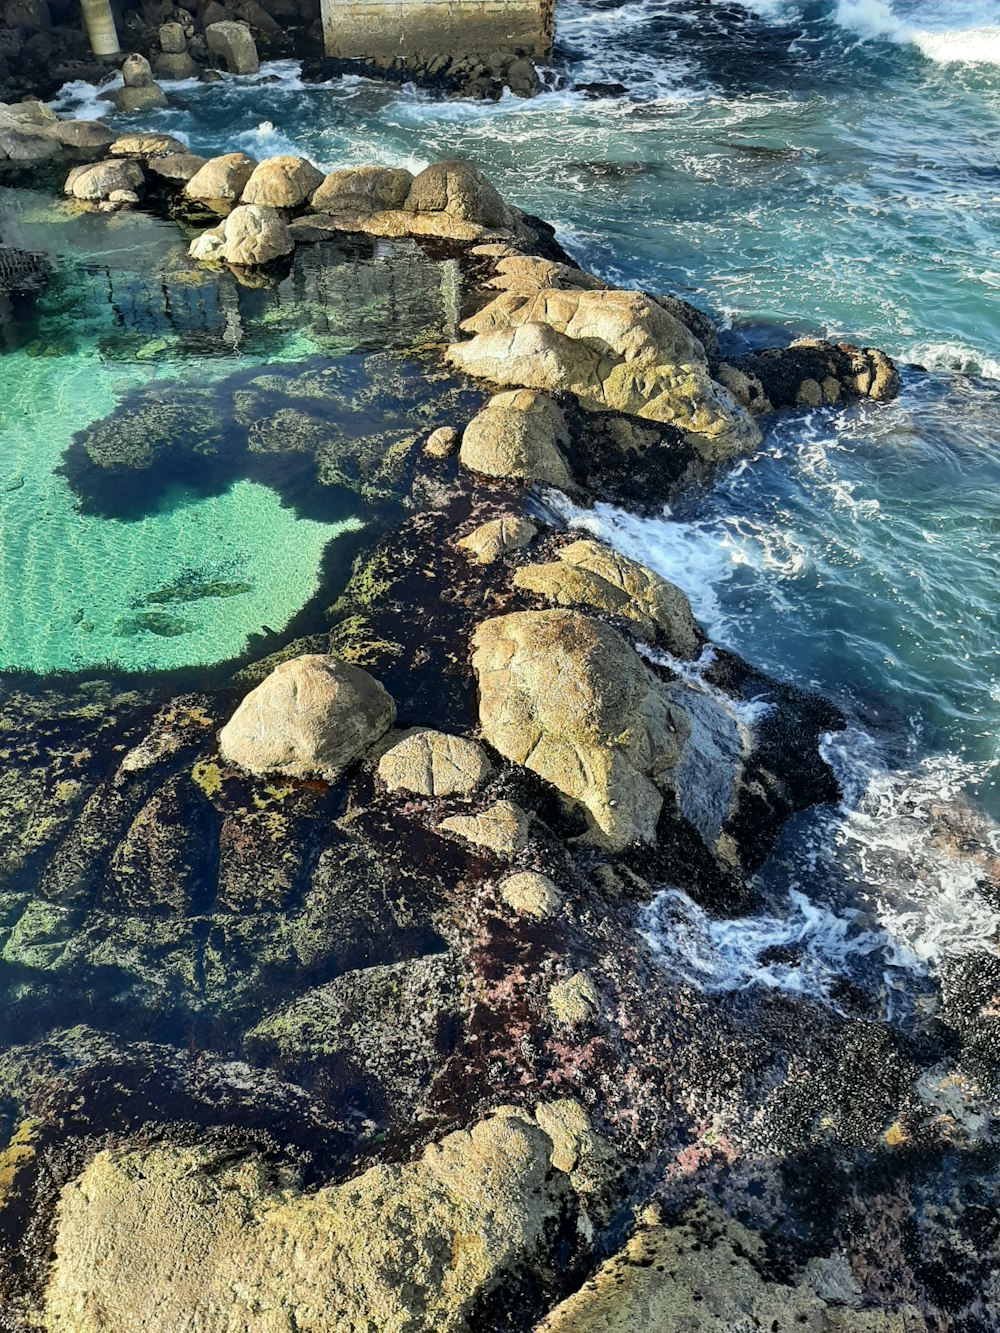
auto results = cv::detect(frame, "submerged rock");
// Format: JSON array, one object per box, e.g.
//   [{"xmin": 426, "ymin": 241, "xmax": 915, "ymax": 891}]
[
  {"xmin": 42, "ymin": 1107, "xmax": 592, "ymax": 1333},
  {"xmin": 219, "ymin": 654, "xmax": 396, "ymax": 781},
  {"xmin": 472, "ymin": 609, "xmax": 689, "ymax": 850}
]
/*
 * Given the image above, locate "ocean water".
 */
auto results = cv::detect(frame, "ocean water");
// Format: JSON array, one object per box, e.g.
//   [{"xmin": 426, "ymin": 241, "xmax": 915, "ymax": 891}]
[{"xmin": 35, "ymin": 0, "xmax": 1000, "ymax": 1005}]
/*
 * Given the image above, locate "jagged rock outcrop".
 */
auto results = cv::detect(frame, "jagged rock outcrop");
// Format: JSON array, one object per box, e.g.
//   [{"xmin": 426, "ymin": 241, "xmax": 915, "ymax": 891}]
[
  {"xmin": 42, "ymin": 1106, "xmax": 597, "ymax": 1333},
  {"xmin": 535, "ymin": 1205, "xmax": 927, "ymax": 1331},
  {"xmin": 472, "ymin": 610, "xmax": 689, "ymax": 849},
  {"xmin": 218, "ymin": 654, "xmax": 396, "ymax": 780},
  {"xmin": 719, "ymin": 339, "xmax": 901, "ymax": 413},
  {"xmin": 448, "ymin": 287, "xmax": 761, "ymax": 461}
]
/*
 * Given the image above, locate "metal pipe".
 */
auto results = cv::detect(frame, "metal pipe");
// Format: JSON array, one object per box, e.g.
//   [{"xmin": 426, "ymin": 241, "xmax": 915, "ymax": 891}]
[{"xmin": 80, "ymin": 0, "xmax": 120, "ymax": 57}]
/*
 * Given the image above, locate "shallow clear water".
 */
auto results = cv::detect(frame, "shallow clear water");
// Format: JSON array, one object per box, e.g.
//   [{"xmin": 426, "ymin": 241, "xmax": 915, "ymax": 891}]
[{"xmin": 32, "ymin": 0, "xmax": 1000, "ymax": 996}]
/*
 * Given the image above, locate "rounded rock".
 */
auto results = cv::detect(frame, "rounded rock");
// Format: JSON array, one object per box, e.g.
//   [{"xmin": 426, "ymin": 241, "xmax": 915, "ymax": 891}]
[{"xmin": 219, "ymin": 654, "xmax": 396, "ymax": 781}]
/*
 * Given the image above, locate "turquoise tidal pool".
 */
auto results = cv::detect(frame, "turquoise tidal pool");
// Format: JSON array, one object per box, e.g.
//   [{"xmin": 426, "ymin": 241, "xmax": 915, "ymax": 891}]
[{"xmin": 0, "ymin": 189, "xmax": 458, "ymax": 675}]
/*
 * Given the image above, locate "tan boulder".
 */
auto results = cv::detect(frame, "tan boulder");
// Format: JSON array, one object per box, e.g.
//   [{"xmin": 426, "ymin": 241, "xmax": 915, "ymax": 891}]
[
  {"xmin": 485, "ymin": 254, "xmax": 608, "ymax": 296},
  {"xmin": 64, "ymin": 158, "xmax": 144, "ymax": 203},
  {"xmin": 205, "ymin": 19, "xmax": 259, "ymax": 74},
  {"xmin": 460, "ymin": 389, "xmax": 573, "ymax": 488},
  {"xmin": 472, "ymin": 610, "xmax": 689, "ymax": 849},
  {"xmin": 548, "ymin": 971, "xmax": 601, "ymax": 1026},
  {"xmin": 110, "ymin": 132, "xmax": 187, "ymax": 158},
  {"xmin": 377, "ymin": 727, "xmax": 492, "ymax": 797},
  {"xmin": 406, "ymin": 159, "xmax": 512, "ymax": 228},
  {"xmin": 218, "ymin": 653, "xmax": 395, "ymax": 780},
  {"xmin": 189, "ymin": 204, "xmax": 294, "ymax": 266},
  {"xmin": 423, "ymin": 425, "xmax": 459, "ymax": 458},
  {"xmin": 458, "ymin": 515, "xmax": 538, "ymax": 564},
  {"xmin": 183, "ymin": 151, "xmax": 256, "ymax": 214},
  {"xmin": 311, "ymin": 165, "xmax": 414, "ymax": 213},
  {"xmin": 447, "ymin": 287, "xmax": 761, "ymax": 461},
  {"xmin": 241, "ymin": 154, "xmax": 325, "ymax": 209},
  {"xmin": 42, "ymin": 1108, "xmax": 590, "ymax": 1333},
  {"xmin": 512, "ymin": 538, "xmax": 701, "ymax": 657},
  {"xmin": 439, "ymin": 800, "xmax": 531, "ymax": 857}
]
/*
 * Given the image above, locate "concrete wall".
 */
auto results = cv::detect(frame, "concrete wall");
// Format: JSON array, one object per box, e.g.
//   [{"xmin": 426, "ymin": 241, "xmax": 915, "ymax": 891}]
[{"xmin": 320, "ymin": 0, "xmax": 553, "ymax": 61}]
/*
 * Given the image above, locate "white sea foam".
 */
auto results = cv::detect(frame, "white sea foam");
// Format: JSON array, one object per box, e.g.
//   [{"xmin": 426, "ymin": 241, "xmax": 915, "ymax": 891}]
[
  {"xmin": 49, "ymin": 76, "xmax": 119, "ymax": 120},
  {"xmin": 832, "ymin": 0, "xmax": 1000, "ymax": 65},
  {"xmin": 640, "ymin": 885, "xmax": 886, "ymax": 1002},
  {"xmin": 905, "ymin": 341, "xmax": 1000, "ymax": 381}
]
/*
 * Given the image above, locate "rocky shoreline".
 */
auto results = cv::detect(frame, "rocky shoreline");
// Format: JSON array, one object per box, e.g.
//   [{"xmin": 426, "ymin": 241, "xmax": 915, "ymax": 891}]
[{"xmin": 1, "ymin": 88, "xmax": 997, "ymax": 1333}]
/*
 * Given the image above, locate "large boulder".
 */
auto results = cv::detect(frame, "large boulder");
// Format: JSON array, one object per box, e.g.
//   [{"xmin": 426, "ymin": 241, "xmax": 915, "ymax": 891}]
[
  {"xmin": 51, "ymin": 120, "xmax": 115, "ymax": 160},
  {"xmin": 311, "ymin": 166, "xmax": 414, "ymax": 213},
  {"xmin": 183, "ymin": 151, "xmax": 256, "ymax": 213},
  {"xmin": 406, "ymin": 159, "xmax": 512, "ymax": 228},
  {"xmin": 448, "ymin": 288, "xmax": 761, "ymax": 461},
  {"xmin": 459, "ymin": 389, "xmax": 573, "ymax": 488},
  {"xmin": 241, "ymin": 154, "xmax": 325, "ymax": 208},
  {"xmin": 188, "ymin": 203, "xmax": 294, "ymax": 266},
  {"xmin": 218, "ymin": 653, "xmax": 396, "ymax": 781},
  {"xmin": 64, "ymin": 158, "xmax": 144, "ymax": 204},
  {"xmin": 41, "ymin": 1108, "xmax": 588, "ymax": 1333},
  {"xmin": 110, "ymin": 133, "xmax": 188, "ymax": 160},
  {"xmin": 205, "ymin": 19, "xmax": 260, "ymax": 74},
  {"xmin": 472, "ymin": 610, "xmax": 690, "ymax": 849},
  {"xmin": 512, "ymin": 539, "xmax": 702, "ymax": 657}
]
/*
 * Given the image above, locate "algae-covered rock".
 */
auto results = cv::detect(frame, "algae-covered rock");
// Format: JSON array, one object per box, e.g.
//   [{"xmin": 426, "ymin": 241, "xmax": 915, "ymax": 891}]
[
  {"xmin": 460, "ymin": 390, "xmax": 573, "ymax": 488},
  {"xmin": 472, "ymin": 610, "xmax": 689, "ymax": 849},
  {"xmin": 377, "ymin": 727, "xmax": 492, "ymax": 798},
  {"xmin": 547, "ymin": 970, "xmax": 601, "ymax": 1027},
  {"xmin": 721, "ymin": 340, "xmax": 901, "ymax": 412},
  {"xmin": 75, "ymin": 387, "xmax": 224, "ymax": 471},
  {"xmin": 219, "ymin": 654, "xmax": 396, "ymax": 781},
  {"xmin": 458, "ymin": 515, "xmax": 538, "ymax": 564},
  {"xmin": 513, "ymin": 538, "xmax": 702, "ymax": 657},
  {"xmin": 247, "ymin": 951, "xmax": 463, "ymax": 1120},
  {"xmin": 42, "ymin": 1107, "xmax": 586, "ymax": 1333},
  {"xmin": 448, "ymin": 288, "xmax": 761, "ymax": 461},
  {"xmin": 535, "ymin": 1204, "xmax": 926, "ymax": 1332}
]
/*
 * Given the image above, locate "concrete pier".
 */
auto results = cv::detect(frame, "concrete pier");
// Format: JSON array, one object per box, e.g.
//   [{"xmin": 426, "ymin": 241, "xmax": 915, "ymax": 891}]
[{"xmin": 320, "ymin": 0, "xmax": 553, "ymax": 61}]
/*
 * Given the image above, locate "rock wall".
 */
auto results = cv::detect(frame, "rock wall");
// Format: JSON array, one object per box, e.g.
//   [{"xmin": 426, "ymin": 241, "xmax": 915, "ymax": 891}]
[{"xmin": 320, "ymin": 0, "xmax": 553, "ymax": 61}]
